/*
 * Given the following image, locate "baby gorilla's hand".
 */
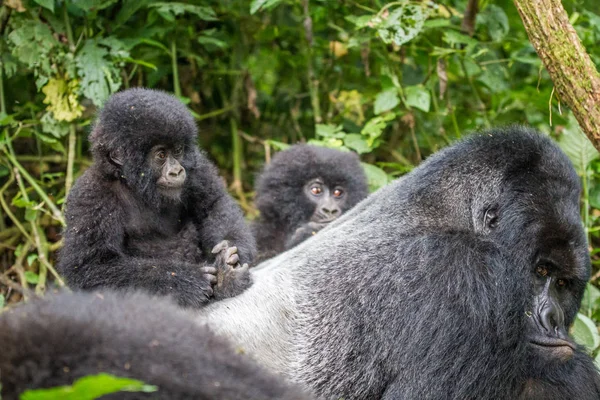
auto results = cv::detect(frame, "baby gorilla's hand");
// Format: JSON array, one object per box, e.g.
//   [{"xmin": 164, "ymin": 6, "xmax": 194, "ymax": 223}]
[{"xmin": 210, "ymin": 240, "xmax": 252, "ymax": 300}]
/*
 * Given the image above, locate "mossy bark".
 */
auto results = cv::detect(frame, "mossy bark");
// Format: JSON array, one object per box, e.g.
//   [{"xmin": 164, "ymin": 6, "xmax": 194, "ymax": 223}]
[{"xmin": 514, "ymin": 0, "xmax": 600, "ymax": 151}]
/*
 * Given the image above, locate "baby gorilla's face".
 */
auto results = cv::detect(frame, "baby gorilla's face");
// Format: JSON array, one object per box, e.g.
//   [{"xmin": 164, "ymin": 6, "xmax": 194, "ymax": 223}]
[
  {"xmin": 304, "ymin": 178, "xmax": 347, "ymax": 223},
  {"xmin": 149, "ymin": 144, "xmax": 187, "ymax": 200}
]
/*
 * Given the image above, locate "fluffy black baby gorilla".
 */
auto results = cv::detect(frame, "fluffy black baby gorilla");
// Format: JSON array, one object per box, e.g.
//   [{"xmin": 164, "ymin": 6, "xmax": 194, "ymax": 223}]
[
  {"xmin": 0, "ymin": 290, "xmax": 309, "ymax": 400},
  {"xmin": 58, "ymin": 88, "xmax": 256, "ymax": 308},
  {"xmin": 252, "ymin": 144, "xmax": 368, "ymax": 260},
  {"xmin": 200, "ymin": 127, "xmax": 600, "ymax": 399}
]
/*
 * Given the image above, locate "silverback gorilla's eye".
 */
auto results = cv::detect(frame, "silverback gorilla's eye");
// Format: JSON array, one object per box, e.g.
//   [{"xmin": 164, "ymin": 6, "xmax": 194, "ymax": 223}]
[
  {"xmin": 535, "ymin": 265, "xmax": 549, "ymax": 277},
  {"xmin": 311, "ymin": 186, "xmax": 322, "ymax": 195},
  {"xmin": 333, "ymin": 189, "xmax": 343, "ymax": 197},
  {"xmin": 556, "ymin": 279, "xmax": 566, "ymax": 287}
]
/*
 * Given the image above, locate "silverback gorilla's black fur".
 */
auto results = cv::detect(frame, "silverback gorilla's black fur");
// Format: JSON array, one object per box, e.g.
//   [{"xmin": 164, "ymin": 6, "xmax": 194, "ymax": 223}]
[
  {"xmin": 252, "ymin": 145, "xmax": 368, "ymax": 260},
  {"xmin": 58, "ymin": 88, "xmax": 256, "ymax": 308},
  {"xmin": 201, "ymin": 127, "xmax": 600, "ymax": 399},
  {"xmin": 0, "ymin": 291, "xmax": 309, "ymax": 400}
]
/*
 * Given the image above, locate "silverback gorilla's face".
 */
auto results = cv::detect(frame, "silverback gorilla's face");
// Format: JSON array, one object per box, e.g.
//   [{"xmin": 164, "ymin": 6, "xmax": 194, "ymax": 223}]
[
  {"xmin": 481, "ymin": 173, "xmax": 589, "ymax": 365},
  {"xmin": 304, "ymin": 178, "xmax": 348, "ymax": 224},
  {"xmin": 150, "ymin": 144, "xmax": 187, "ymax": 200}
]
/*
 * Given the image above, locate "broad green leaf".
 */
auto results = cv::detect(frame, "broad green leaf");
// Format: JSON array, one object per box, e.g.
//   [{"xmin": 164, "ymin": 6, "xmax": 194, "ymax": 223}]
[
  {"xmin": 557, "ymin": 114, "xmax": 599, "ymax": 174},
  {"xmin": 24, "ymin": 271, "xmax": 39, "ymax": 285},
  {"xmin": 33, "ymin": 0, "xmax": 54, "ymax": 12},
  {"xmin": 250, "ymin": 0, "xmax": 285, "ymax": 15},
  {"xmin": 404, "ymin": 85, "xmax": 431, "ymax": 112},
  {"xmin": 149, "ymin": 3, "xmax": 217, "ymax": 21},
  {"xmin": 374, "ymin": 89, "xmax": 400, "ymax": 115},
  {"xmin": 75, "ymin": 40, "xmax": 123, "ymax": 106},
  {"xmin": 571, "ymin": 313, "xmax": 600, "ymax": 351},
  {"xmin": 42, "ymin": 78, "xmax": 84, "ymax": 122},
  {"xmin": 362, "ymin": 162, "xmax": 389, "ymax": 192},
  {"xmin": 476, "ymin": 5, "xmax": 509, "ymax": 42},
  {"xmin": 376, "ymin": 5, "xmax": 428, "ymax": 46},
  {"xmin": 361, "ymin": 113, "xmax": 395, "ymax": 147},
  {"xmin": 316, "ymin": 124, "xmax": 345, "ymax": 139},
  {"xmin": 7, "ymin": 19, "xmax": 57, "ymax": 75},
  {"xmin": 115, "ymin": 0, "xmax": 154, "ymax": 27},
  {"xmin": 20, "ymin": 373, "xmax": 157, "ymax": 400},
  {"xmin": 344, "ymin": 134, "xmax": 371, "ymax": 154},
  {"xmin": 582, "ymin": 283, "xmax": 600, "ymax": 314}
]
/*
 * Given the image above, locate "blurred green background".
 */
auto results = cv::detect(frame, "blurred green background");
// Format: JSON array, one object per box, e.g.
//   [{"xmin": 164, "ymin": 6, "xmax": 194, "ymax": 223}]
[{"xmin": 1, "ymin": 0, "xmax": 600, "ymax": 364}]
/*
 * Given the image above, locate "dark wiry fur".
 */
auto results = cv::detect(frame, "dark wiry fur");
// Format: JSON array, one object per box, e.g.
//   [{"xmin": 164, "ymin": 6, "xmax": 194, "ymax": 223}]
[
  {"xmin": 252, "ymin": 145, "xmax": 368, "ymax": 260},
  {"xmin": 58, "ymin": 88, "xmax": 256, "ymax": 307},
  {"xmin": 201, "ymin": 127, "xmax": 600, "ymax": 399},
  {"xmin": 0, "ymin": 291, "xmax": 309, "ymax": 400}
]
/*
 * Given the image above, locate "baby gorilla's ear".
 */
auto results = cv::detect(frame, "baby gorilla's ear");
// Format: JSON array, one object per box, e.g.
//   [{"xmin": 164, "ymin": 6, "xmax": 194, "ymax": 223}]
[{"xmin": 109, "ymin": 149, "xmax": 124, "ymax": 166}]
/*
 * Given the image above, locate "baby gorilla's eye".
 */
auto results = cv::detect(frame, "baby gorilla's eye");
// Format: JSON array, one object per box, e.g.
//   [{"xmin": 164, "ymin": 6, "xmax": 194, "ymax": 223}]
[
  {"xmin": 556, "ymin": 279, "xmax": 567, "ymax": 288},
  {"xmin": 156, "ymin": 151, "xmax": 166, "ymax": 160},
  {"xmin": 535, "ymin": 265, "xmax": 549, "ymax": 277},
  {"xmin": 311, "ymin": 186, "xmax": 322, "ymax": 195},
  {"xmin": 174, "ymin": 146, "xmax": 184, "ymax": 156},
  {"xmin": 333, "ymin": 188, "xmax": 344, "ymax": 197}
]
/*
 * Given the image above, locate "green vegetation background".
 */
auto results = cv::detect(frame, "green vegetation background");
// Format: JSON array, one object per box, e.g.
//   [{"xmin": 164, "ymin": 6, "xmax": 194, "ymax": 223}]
[{"xmin": 1, "ymin": 0, "xmax": 600, "ymax": 364}]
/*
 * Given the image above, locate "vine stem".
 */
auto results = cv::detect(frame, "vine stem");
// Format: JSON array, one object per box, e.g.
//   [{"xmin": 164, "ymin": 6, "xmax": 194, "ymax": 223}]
[
  {"xmin": 65, "ymin": 124, "xmax": 76, "ymax": 194},
  {"xmin": 171, "ymin": 40, "xmax": 181, "ymax": 97},
  {"xmin": 62, "ymin": 0, "xmax": 75, "ymax": 51}
]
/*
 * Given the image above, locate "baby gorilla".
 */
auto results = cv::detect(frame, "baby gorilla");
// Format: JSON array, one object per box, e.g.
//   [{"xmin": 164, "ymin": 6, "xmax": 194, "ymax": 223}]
[
  {"xmin": 252, "ymin": 145, "xmax": 368, "ymax": 261},
  {"xmin": 58, "ymin": 88, "xmax": 256, "ymax": 307}
]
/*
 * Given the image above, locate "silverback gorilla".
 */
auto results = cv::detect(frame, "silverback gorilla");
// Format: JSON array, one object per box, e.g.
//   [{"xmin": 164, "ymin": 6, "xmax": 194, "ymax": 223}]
[
  {"xmin": 252, "ymin": 144, "xmax": 368, "ymax": 261},
  {"xmin": 0, "ymin": 291, "xmax": 309, "ymax": 400},
  {"xmin": 58, "ymin": 88, "xmax": 256, "ymax": 307},
  {"xmin": 199, "ymin": 127, "xmax": 600, "ymax": 399}
]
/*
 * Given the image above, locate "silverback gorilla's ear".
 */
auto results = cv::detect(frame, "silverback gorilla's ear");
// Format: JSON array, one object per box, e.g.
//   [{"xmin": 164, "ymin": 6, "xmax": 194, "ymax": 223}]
[{"xmin": 109, "ymin": 149, "xmax": 124, "ymax": 166}]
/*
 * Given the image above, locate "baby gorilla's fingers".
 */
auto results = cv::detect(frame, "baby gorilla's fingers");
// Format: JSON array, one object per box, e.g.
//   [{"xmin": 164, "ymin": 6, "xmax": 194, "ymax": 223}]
[
  {"xmin": 200, "ymin": 266, "xmax": 217, "ymax": 275},
  {"xmin": 226, "ymin": 247, "xmax": 239, "ymax": 266},
  {"xmin": 211, "ymin": 240, "xmax": 230, "ymax": 254}
]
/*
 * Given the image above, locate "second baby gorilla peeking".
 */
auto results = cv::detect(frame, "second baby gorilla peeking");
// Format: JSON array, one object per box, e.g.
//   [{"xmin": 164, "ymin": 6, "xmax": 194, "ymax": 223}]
[
  {"xmin": 58, "ymin": 88, "xmax": 256, "ymax": 307},
  {"xmin": 252, "ymin": 145, "xmax": 368, "ymax": 261}
]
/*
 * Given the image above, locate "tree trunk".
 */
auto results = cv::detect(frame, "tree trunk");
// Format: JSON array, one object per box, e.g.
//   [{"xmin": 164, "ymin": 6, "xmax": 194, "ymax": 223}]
[{"xmin": 514, "ymin": 0, "xmax": 600, "ymax": 151}]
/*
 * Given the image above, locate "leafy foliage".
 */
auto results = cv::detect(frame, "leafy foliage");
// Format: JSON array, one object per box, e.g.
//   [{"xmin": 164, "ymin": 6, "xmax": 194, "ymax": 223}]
[{"xmin": 19, "ymin": 373, "xmax": 157, "ymax": 400}]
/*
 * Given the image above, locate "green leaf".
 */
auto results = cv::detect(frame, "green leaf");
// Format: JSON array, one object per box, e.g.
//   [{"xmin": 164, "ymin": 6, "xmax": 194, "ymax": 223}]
[
  {"xmin": 582, "ymin": 283, "xmax": 600, "ymax": 313},
  {"xmin": 148, "ymin": 3, "xmax": 217, "ymax": 21},
  {"xmin": 374, "ymin": 89, "xmax": 400, "ymax": 115},
  {"xmin": 476, "ymin": 5, "xmax": 509, "ymax": 42},
  {"xmin": 361, "ymin": 113, "xmax": 395, "ymax": 148},
  {"xmin": 344, "ymin": 134, "xmax": 371, "ymax": 154},
  {"xmin": 34, "ymin": 0, "xmax": 54, "ymax": 12},
  {"xmin": 571, "ymin": 313, "xmax": 600, "ymax": 351},
  {"xmin": 361, "ymin": 162, "xmax": 389, "ymax": 192},
  {"xmin": 71, "ymin": 0, "xmax": 119, "ymax": 12},
  {"xmin": 404, "ymin": 85, "xmax": 431, "ymax": 112},
  {"xmin": 75, "ymin": 40, "xmax": 123, "ymax": 106},
  {"xmin": 24, "ymin": 271, "xmax": 40, "ymax": 285},
  {"xmin": 376, "ymin": 4, "xmax": 428, "ymax": 46},
  {"xmin": 198, "ymin": 36, "xmax": 229, "ymax": 50},
  {"xmin": 442, "ymin": 30, "xmax": 479, "ymax": 47},
  {"xmin": 24, "ymin": 207, "xmax": 38, "ymax": 222},
  {"xmin": 316, "ymin": 124, "xmax": 345, "ymax": 139},
  {"xmin": 250, "ymin": 0, "xmax": 285, "ymax": 14},
  {"xmin": 7, "ymin": 19, "xmax": 57, "ymax": 75},
  {"xmin": 557, "ymin": 114, "xmax": 599, "ymax": 174},
  {"xmin": 20, "ymin": 373, "xmax": 158, "ymax": 400},
  {"xmin": 0, "ymin": 294, "xmax": 5, "ymax": 309},
  {"xmin": 265, "ymin": 140, "xmax": 290, "ymax": 151},
  {"xmin": 27, "ymin": 253, "xmax": 38, "ymax": 266}
]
